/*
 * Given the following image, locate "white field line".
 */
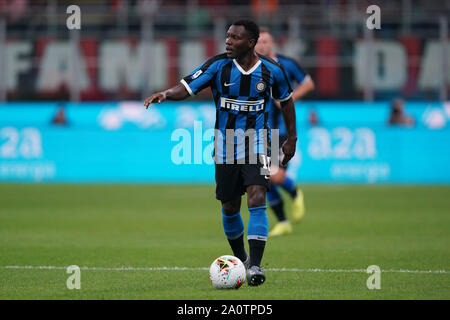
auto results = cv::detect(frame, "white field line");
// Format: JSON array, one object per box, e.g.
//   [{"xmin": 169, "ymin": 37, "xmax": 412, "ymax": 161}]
[{"xmin": 0, "ymin": 265, "xmax": 448, "ymax": 274}]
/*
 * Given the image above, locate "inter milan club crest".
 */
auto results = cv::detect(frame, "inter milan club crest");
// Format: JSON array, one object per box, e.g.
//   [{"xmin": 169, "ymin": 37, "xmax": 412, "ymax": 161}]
[{"xmin": 256, "ymin": 81, "xmax": 266, "ymax": 92}]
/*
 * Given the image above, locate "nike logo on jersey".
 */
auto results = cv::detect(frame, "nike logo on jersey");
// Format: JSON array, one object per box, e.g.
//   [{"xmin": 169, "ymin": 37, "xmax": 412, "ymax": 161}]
[{"xmin": 223, "ymin": 82, "xmax": 235, "ymax": 87}]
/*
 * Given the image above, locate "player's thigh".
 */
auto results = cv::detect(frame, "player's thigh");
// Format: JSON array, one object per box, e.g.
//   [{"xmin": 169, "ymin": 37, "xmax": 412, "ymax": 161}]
[
  {"xmin": 221, "ymin": 197, "xmax": 242, "ymax": 215},
  {"xmin": 215, "ymin": 163, "xmax": 246, "ymax": 203},
  {"xmin": 246, "ymin": 185, "xmax": 267, "ymax": 208},
  {"xmin": 241, "ymin": 155, "xmax": 270, "ymax": 208}
]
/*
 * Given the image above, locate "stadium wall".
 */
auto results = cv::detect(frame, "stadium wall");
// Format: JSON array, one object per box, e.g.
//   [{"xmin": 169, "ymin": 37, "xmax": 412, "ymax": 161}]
[
  {"xmin": 0, "ymin": 101, "xmax": 449, "ymax": 184},
  {"xmin": 4, "ymin": 38, "xmax": 450, "ymax": 100}
]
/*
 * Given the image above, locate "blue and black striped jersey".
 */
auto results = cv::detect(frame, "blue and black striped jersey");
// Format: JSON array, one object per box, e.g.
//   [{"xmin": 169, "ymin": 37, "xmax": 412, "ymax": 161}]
[
  {"xmin": 268, "ymin": 54, "xmax": 309, "ymax": 137},
  {"xmin": 181, "ymin": 53, "xmax": 293, "ymax": 163}
]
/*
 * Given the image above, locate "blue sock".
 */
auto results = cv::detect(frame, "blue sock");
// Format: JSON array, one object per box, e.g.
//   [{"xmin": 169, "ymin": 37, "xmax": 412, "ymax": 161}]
[
  {"xmin": 222, "ymin": 210, "xmax": 246, "ymax": 262},
  {"xmin": 247, "ymin": 206, "xmax": 269, "ymax": 241},
  {"xmin": 222, "ymin": 210, "xmax": 244, "ymax": 240},
  {"xmin": 281, "ymin": 176, "xmax": 297, "ymax": 199},
  {"xmin": 247, "ymin": 206, "xmax": 268, "ymax": 267}
]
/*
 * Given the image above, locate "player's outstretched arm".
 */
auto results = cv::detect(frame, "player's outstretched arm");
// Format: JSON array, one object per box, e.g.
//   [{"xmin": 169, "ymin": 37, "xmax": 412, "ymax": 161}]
[
  {"xmin": 280, "ymin": 97, "xmax": 297, "ymax": 166},
  {"xmin": 144, "ymin": 83, "xmax": 190, "ymax": 109}
]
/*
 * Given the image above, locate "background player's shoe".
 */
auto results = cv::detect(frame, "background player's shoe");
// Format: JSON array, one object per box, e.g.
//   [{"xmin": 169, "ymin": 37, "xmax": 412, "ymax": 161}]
[
  {"xmin": 292, "ymin": 189, "xmax": 305, "ymax": 223},
  {"xmin": 246, "ymin": 266, "xmax": 266, "ymax": 286},
  {"xmin": 268, "ymin": 221, "xmax": 293, "ymax": 237}
]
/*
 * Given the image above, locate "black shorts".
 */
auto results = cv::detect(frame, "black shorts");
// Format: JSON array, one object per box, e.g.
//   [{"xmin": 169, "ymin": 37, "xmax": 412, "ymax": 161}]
[{"xmin": 215, "ymin": 154, "xmax": 271, "ymax": 203}]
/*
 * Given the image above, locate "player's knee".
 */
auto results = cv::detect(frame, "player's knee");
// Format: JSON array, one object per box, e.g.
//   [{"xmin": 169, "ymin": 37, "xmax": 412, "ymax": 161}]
[
  {"xmin": 222, "ymin": 198, "xmax": 241, "ymax": 215},
  {"xmin": 247, "ymin": 188, "xmax": 266, "ymax": 208}
]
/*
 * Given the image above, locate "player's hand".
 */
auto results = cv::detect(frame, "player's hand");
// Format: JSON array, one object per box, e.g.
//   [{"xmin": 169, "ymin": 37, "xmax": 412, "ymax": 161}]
[
  {"xmin": 144, "ymin": 92, "xmax": 166, "ymax": 109},
  {"xmin": 281, "ymin": 137, "xmax": 297, "ymax": 166}
]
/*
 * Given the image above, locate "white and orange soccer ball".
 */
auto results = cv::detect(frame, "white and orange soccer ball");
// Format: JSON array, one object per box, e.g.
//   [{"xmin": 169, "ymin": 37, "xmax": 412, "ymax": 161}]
[{"xmin": 209, "ymin": 255, "xmax": 246, "ymax": 289}]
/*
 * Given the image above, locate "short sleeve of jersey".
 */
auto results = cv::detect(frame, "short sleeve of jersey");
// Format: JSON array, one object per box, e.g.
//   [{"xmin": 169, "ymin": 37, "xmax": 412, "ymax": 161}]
[
  {"xmin": 285, "ymin": 59, "xmax": 307, "ymax": 84},
  {"xmin": 180, "ymin": 58, "xmax": 220, "ymax": 96},
  {"xmin": 271, "ymin": 65, "xmax": 293, "ymax": 102}
]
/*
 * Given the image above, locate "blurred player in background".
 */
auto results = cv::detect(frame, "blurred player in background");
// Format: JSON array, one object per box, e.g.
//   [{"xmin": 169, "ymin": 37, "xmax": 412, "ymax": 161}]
[
  {"xmin": 144, "ymin": 20, "xmax": 298, "ymax": 286},
  {"xmin": 255, "ymin": 27, "xmax": 315, "ymax": 237},
  {"xmin": 388, "ymin": 98, "xmax": 415, "ymax": 127}
]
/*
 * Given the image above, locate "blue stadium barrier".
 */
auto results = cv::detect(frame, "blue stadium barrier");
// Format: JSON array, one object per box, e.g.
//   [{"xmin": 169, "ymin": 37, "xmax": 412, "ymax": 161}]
[{"xmin": 0, "ymin": 101, "xmax": 449, "ymax": 184}]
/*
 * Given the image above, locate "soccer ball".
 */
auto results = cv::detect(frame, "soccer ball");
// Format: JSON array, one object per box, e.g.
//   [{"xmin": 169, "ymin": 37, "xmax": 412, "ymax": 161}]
[{"xmin": 209, "ymin": 255, "xmax": 246, "ymax": 289}]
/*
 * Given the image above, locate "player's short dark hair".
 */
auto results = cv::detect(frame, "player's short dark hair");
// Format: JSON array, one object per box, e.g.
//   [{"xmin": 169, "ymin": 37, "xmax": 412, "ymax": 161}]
[{"xmin": 232, "ymin": 19, "xmax": 260, "ymax": 44}]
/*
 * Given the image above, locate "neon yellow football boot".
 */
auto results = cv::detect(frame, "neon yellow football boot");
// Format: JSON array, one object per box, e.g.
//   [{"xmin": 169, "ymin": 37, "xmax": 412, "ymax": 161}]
[
  {"xmin": 292, "ymin": 189, "xmax": 305, "ymax": 223},
  {"xmin": 268, "ymin": 221, "xmax": 293, "ymax": 237}
]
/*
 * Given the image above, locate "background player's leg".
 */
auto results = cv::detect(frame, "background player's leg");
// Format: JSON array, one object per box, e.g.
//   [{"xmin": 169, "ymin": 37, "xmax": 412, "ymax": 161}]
[
  {"xmin": 271, "ymin": 165, "xmax": 297, "ymax": 198},
  {"xmin": 222, "ymin": 197, "xmax": 248, "ymax": 263},
  {"xmin": 278, "ymin": 170, "xmax": 298, "ymax": 199},
  {"xmin": 279, "ymin": 173, "xmax": 306, "ymax": 223},
  {"xmin": 272, "ymin": 167, "xmax": 305, "ymax": 223},
  {"xmin": 267, "ymin": 185, "xmax": 293, "ymax": 236},
  {"xmin": 267, "ymin": 185, "xmax": 286, "ymax": 222}
]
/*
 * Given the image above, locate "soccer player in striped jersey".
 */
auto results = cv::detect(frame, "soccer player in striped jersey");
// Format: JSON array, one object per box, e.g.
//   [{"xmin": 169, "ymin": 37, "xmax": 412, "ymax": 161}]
[
  {"xmin": 144, "ymin": 20, "xmax": 298, "ymax": 286},
  {"xmin": 255, "ymin": 27, "xmax": 315, "ymax": 237}
]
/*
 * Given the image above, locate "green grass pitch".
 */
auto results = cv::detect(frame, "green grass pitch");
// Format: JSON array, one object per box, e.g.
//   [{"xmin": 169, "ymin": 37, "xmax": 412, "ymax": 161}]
[{"xmin": 0, "ymin": 184, "xmax": 449, "ymax": 299}]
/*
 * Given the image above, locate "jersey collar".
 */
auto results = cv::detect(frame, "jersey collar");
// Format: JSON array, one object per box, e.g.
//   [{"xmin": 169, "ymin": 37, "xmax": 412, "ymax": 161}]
[{"xmin": 232, "ymin": 58, "xmax": 261, "ymax": 75}]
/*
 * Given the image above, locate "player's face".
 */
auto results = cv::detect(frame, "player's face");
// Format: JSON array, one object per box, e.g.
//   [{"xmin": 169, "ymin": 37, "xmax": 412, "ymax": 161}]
[
  {"xmin": 225, "ymin": 25, "xmax": 254, "ymax": 59},
  {"xmin": 255, "ymin": 32, "xmax": 274, "ymax": 56}
]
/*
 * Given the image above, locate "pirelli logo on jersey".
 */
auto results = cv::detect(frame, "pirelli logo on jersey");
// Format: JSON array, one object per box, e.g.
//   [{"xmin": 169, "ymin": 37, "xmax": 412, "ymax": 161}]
[{"xmin": 220, "ymin": 97, "xmax": 265, "ymax": 112}]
